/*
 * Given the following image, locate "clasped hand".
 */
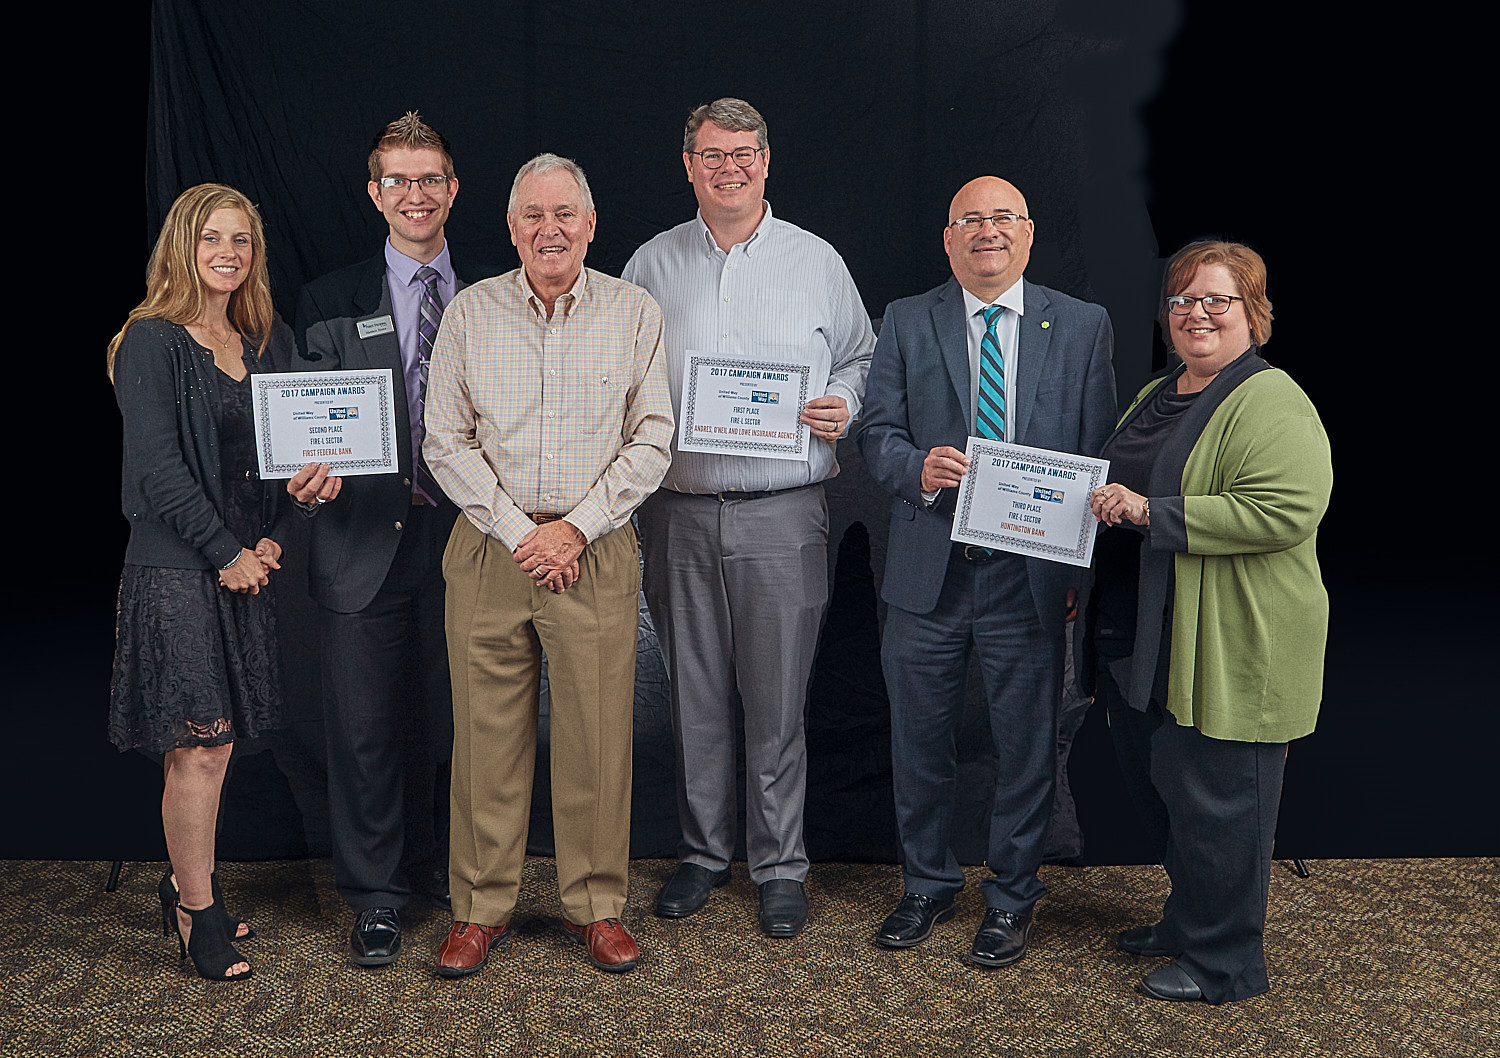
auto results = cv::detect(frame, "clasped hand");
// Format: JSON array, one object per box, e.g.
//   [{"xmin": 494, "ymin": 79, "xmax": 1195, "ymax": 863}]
[
  {"xmin": 513, "ymin": 519, "xmax": 585, "ymax": 594},
  {"xmin": 218, "ymin": 538, "xmax": 282, "ymax": 594}
]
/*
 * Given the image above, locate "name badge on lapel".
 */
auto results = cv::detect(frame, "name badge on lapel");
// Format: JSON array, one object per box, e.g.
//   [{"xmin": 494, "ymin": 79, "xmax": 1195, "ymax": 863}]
[{"xmin": 357, "ymin": 315, "xmax": 395, "ymax": 339}]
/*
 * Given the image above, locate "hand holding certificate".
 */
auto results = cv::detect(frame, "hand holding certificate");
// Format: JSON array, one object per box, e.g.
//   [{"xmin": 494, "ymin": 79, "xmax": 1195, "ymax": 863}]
[
  {"xmin": 251, "ymin": 369, "xmax": 400, "ymax": 479},
  {"xmin": 950, "ymin": 439, "xmax": 1110, "ymax": 567}
]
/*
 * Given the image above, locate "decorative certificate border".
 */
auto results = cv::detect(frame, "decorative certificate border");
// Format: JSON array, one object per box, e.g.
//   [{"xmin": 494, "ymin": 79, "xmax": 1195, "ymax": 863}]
[
  {"xmin": 253, "ymin": 369, "xmax": 398, "ymax": 477},
  {"xmin": 679, "ymin": 356, "xmax": 813, "ymax": 459},
  {"xmin": 953, "ymin": 439, "xmax": 1109, "ymax": 566}
]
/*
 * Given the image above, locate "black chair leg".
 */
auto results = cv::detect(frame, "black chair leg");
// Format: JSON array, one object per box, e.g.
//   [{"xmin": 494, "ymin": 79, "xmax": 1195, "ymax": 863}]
[{"xmin": 105, "ymin": 860, "xmax": 123, "ymax": 893}]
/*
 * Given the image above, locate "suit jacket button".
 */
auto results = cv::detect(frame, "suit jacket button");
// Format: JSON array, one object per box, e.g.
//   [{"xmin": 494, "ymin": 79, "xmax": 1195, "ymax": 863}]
[
  {"xmin": 394, "ymin": 521, "xmax": 404, "ymax": 531},
  {"xmin": 403, "ymin": 477, "xmax": 411, "ymax": 486}
]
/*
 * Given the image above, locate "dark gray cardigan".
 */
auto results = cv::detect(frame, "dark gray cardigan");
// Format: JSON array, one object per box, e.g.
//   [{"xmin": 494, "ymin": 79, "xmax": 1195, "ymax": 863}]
[{"xmin": 113, "ymin": 317, "xmax": 294, "ymax": 570}]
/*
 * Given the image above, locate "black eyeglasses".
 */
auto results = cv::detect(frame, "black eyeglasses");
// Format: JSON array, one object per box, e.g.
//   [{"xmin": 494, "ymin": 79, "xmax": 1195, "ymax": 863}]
[
  {"xmin": 1165, "ymin": 295, "xmax": 1243, "ymax": 315},
  {"xmin": 688, "ymin": 147, "xmax": 765, "ymax": 170},
  {"xmin": 377, "ymin": 175, "xmax": 452, "ymax": 192}
]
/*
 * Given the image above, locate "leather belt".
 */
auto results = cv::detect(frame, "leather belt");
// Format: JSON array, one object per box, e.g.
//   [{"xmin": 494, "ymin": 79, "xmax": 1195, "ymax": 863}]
[
  {"xmin": 667, "ymin": 485, "xmax": 814, "ymax": 504},
  {"xmin": 956, "ymin": 543, "xmax": 998, "ymax": 564},
  {"xmin": 711, "ymin": 490, "xmax": 778, "ymax": 503},
  {"xmin": 529, "ymin": 513, "xmax": 563, "ymax": 524}
]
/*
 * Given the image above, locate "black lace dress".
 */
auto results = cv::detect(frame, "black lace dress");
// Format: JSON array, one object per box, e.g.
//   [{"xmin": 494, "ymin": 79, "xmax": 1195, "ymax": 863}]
[{"xmin": 108, "ymin": 362, "xmax": 283, "ymax": 752}]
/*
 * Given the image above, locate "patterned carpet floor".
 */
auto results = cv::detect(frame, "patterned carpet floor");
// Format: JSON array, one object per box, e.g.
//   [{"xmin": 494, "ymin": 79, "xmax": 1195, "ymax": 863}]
[{"xmin": 1, "ymin": 857, "xmax": 1495, "ymax": 1057}]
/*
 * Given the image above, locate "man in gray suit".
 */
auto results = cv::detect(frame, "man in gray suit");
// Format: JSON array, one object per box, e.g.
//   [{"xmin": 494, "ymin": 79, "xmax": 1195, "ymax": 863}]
[{"xmin": 857, "ymin": 176, "xmax": 1115, "ymax": 967}]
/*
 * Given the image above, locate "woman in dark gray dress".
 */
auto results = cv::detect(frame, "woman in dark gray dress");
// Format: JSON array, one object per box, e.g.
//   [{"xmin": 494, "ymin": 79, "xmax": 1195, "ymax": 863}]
[{"xmin": 107, "ymin": 184, "xmax": 292, "ymax": 982}]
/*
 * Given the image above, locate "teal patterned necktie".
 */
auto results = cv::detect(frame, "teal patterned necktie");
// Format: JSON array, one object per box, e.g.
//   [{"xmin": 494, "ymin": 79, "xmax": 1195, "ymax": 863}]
[{"xmin": 976, "ymin": 304, "xmax": 1006, "ymax": 441}]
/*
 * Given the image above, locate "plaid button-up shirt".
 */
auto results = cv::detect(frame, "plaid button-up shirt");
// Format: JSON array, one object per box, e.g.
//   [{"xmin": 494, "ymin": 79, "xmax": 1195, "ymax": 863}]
[{"xmin": 423, "ymin": 266, "xmax": 673, "ymax": 549}]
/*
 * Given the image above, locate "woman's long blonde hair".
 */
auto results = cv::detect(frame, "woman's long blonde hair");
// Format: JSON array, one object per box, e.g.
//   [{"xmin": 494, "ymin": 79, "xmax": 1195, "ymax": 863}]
[{"xmin": 107, "ymin": 183, "xmax": 275, "ymax": 378}]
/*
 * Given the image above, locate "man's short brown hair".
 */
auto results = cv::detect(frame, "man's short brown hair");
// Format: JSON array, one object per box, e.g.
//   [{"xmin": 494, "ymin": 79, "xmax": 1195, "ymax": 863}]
[{"xmin": 367, "ymin": 111, "xmax": 455, "ymax": 182}]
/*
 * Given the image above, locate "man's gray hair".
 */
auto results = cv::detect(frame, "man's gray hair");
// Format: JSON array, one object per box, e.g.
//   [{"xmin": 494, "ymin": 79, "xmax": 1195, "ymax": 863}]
[
  {"xmin": 683, "ymin": 98, "xmax": 769, "ymax": 153},
  {"xmin": 508, "ymin": 153, "xmax": 595, "ymax": 214}
]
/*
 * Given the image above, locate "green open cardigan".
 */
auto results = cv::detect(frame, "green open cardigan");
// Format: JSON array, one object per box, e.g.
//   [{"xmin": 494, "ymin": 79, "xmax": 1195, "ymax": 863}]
[{"xmin": 1126, "ymin": 361, "xmax": 1333, "ymax": 742}]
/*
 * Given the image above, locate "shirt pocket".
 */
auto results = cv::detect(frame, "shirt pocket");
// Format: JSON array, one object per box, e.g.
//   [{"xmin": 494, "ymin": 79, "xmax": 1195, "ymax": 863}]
[
  {"xmin": 579, "ymin": 368, "xmax": 628, "ymax": 437},
  {"xmin": 754, "ymin": 288, "xmax": 820, "ymax": 352}
]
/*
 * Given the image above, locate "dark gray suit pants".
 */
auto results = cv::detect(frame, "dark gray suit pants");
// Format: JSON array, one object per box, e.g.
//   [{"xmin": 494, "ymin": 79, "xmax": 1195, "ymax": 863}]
[
  {"xmin": 884, "ymin": 548, "xmax": 1060, "ymax": 913},
  {"xmin": 320, "ymin": 500, "xmax": 455, "ymax": 910}
]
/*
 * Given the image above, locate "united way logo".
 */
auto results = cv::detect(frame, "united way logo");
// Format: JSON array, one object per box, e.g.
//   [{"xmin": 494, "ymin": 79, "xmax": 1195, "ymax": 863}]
[
  {"xmin": 1032, "ymin": 487, "xmax": 1064, "ymax": 503},
  {"xmin": 750, "ymin": 391, "xmax": 779, "ymax": 404},
  {"xmin": 328, "ymin": 407, "xmax": 360, "ymax": 420}
]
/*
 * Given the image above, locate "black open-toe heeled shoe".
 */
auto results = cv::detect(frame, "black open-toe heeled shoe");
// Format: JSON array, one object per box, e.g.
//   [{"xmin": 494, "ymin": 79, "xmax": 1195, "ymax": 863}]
[
  {"xmin": 158, "ymin": 871, "xmax": 254, "ymax": 941},
  {"xmin": 173, "ymin": 898, "xmax": 253, "ymax": 982}
]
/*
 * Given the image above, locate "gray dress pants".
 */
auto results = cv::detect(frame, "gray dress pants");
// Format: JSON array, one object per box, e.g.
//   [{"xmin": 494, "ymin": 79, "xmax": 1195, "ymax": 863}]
[{"xmin": 637, "ymin": 485, "xmax": 829, "ymax": 883}]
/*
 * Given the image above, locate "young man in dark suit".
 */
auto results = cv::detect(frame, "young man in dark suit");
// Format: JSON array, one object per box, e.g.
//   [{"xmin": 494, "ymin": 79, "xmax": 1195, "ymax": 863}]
[
  {"xmin": 857, "ymin": 176, "xmax": 1116, "ymax": 968},
  {"xmin": 286, "ymin": 112, "xmax": 462, "ymax": 967}
]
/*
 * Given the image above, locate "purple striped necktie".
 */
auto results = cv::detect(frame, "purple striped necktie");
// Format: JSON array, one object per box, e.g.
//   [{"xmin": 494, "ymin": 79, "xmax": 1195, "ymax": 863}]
[{"xmin": 414, "ymin": 265, "xmax": 444, "ymax": 502}]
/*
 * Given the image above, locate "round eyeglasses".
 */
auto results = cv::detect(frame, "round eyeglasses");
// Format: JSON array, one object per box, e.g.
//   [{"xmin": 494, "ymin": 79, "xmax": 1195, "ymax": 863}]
[
  {"xmin": 1165, "ymin": 295, "xmax": 1243, "ymax": 315},
  {"xmin": 688, "ymin": 147, "xmax": 765, "ymax": 170}
]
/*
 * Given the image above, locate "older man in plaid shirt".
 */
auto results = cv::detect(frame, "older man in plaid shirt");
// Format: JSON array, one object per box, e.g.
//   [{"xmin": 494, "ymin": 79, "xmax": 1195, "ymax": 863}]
[{"xmin": 423, "ymin": 153, "xmax": 673, "ymax": 978}]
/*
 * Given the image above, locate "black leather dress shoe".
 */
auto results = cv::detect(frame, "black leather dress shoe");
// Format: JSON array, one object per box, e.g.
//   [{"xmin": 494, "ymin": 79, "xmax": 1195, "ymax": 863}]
[
  {"xmin": 757, "ymin": 879, "xmax": 808, "ymax": 938},
  {"xmin": 414, "ymin": 865, "xmax": 452, "ymax": 910},
  {"xmin": 654, "ymin": 863, "xmax": 730, "ymax": 918},
  {"xmin": 1140, "ymin": 961, "xmax": 1205, "ymax": 1002},
  {"xmin": 968, "ymin": 907, "xmax": 1034, "ymax": 968},
  {"xmin": 874, "ymin": 893, "xmax": 956, "ymax": 949},
  {"xmin": 1117, "ymin": 924, "xmax": 1177, "ymax": 957},
  {"xmin": 350, "ymin": 907, "xmax": 401, "ymax": 967}
]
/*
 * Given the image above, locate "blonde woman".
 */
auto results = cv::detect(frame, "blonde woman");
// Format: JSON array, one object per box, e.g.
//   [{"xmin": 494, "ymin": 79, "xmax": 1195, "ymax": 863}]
[{"xmin": 108, "ymin": 183, "xmax": 293, "ymax": 982}]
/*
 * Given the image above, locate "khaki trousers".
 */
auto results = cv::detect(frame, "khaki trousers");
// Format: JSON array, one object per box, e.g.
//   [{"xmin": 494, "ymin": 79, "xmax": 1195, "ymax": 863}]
[{"xmin": 443, "ymin": 514, "xmax": 639, "ymax": 926}]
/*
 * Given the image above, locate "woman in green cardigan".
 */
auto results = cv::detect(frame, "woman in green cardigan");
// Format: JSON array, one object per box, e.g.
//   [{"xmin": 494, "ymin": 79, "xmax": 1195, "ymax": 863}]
[{"xmin": 1087, "ymin": 240, "xmax": 1332, "ymax": 1004}]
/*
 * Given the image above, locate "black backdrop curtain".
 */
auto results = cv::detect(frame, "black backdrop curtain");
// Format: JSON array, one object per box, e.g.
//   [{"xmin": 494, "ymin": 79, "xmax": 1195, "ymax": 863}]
[{"xmin": 7, "ymin": 1, "xmax": 1491, "ymax": 864}]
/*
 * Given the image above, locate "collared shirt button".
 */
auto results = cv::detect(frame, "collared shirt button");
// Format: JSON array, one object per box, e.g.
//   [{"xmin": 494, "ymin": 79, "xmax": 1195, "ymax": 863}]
[
  {"xmin": 549, "ymin": 369, "xmax": 557, "ymax": 377},
  {"xmin": 723, "ymin": 296, "xmax": 731, "ymax": 302},
  {"xmin": 545, "ymin": 454, "xmax": 554, "ymax": 460},
  {"xmin": 550, "ymin": 327, "xmax": 558, "ymax": 335}
]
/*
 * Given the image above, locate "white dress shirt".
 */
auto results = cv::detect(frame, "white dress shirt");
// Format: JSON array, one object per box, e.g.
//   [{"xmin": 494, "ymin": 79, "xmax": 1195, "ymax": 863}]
[{"xmin": 622, "ymin": 203, "xmax": 874, "ymax": 494}]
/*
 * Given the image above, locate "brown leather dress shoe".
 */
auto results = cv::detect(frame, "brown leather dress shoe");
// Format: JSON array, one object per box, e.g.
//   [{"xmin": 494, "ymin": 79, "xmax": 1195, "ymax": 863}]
[
  {"xmin": 435, "ymin": 920, "xmax": 508, "ymax": 979},
  {"xmin": 561, "ymin": 918, "xmax": 640, "ymax": 973}
]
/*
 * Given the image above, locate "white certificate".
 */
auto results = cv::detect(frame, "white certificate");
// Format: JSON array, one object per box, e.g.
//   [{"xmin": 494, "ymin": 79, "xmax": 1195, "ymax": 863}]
[
  {"xmin": 677, "ymin": 354, "xmax": 814, "ymax": 461},
  {"xmin": 251, "ymin": 369, "xmax": 401, "ymax": 479},
  {"xmin": 950, "ymin": 438, "xmax": 1110, "ymax": 568}
]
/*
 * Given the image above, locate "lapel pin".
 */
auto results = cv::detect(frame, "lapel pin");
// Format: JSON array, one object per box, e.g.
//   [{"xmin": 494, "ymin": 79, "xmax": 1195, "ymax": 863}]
[{"xmin": 1041, "ymin": 321, "xmax": 1050, "ymax": 329}]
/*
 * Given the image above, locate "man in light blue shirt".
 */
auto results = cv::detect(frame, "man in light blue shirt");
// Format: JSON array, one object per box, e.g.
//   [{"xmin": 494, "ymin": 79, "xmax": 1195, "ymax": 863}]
[{"xmin": 623, "ymin": 98, "xmax": 873, "ymax": 938}]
